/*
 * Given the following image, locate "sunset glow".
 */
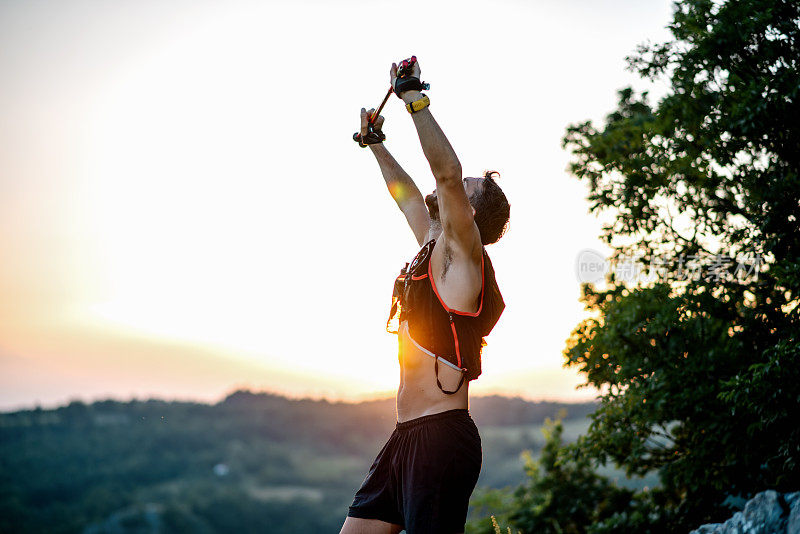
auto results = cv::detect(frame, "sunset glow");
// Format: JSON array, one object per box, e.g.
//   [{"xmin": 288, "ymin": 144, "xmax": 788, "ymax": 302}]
[{"xmin": 0, "ymin": 0, "xmax": 674, "ymax": 410}]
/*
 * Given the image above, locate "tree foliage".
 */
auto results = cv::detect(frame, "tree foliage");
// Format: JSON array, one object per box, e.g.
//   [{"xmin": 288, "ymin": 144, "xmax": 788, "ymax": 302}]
[
  {"xmin": 561, "ymin": 0, "xmax": 800, "ymax": 529},
  {"xmin": 509, "ymin": 420, "xmax": 634, "ymax": 534},
  {"xmin": 0, "ymin": 393, "xmax": 592, "ymax": 533},
  {"xmin": 474, "ymin": 0, "xmax": 799, "ymax": 531},
  {"xmin": 469, "ymin": 419, "xmax": 634, "ymax": 534}
]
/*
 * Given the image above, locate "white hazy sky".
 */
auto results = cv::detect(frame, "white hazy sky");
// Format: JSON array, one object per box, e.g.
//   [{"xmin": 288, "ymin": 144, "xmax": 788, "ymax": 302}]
[{"xmin": 0, "ymin": 0, "xmax": 674, "ymax": 410}]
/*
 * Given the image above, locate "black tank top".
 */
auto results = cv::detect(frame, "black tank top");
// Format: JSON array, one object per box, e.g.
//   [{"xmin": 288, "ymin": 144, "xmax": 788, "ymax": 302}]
[{"xmin": 387, "ymin": 239, "xmax": 505, "ymax": 393}]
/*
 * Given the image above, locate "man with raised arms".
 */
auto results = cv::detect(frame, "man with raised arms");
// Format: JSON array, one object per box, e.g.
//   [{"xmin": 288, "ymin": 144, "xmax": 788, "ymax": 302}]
[{"xmin": 341, "ymin": 58, "xmax": 510, "ymax": 534}]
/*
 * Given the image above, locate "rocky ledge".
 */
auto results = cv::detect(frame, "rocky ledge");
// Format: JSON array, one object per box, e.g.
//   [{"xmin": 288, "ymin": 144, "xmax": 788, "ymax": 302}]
[{"xmin": 691, "ymin": 491, "xmax": 800, "ymax": 534}]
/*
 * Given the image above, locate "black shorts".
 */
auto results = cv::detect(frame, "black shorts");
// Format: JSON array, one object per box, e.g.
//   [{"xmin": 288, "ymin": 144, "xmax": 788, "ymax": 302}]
[{"xmin": 348, "ymin": 409, "xmax": 482, "ymax": 533}]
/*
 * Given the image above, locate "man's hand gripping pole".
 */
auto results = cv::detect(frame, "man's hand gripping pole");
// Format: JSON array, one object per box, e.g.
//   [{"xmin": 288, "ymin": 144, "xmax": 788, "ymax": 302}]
[
  {"xmin": 353, "ymin": 88, "xmax": 391, "ymax": 147},
  {"xmin": 353, "ymin": 56, "xmax": 429, "ymax": 147}
]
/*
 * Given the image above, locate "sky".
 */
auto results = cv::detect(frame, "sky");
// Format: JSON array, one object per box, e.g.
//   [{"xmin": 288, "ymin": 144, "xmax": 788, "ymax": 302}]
[{"xmin": 0, "ymin": 0, "xmax": 675, "ymax": 411}]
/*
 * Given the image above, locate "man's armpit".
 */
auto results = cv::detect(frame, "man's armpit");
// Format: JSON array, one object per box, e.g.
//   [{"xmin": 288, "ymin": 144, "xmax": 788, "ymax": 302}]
[{"xmin": 440, "ymin": 242, "xmax": 454, "ymax": 283}]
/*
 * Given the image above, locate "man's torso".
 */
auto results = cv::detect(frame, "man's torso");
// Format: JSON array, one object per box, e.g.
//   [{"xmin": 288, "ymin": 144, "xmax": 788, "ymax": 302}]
[{"xmin": 394, "ymin": 236, "xmax": 486, "ymax": 422}]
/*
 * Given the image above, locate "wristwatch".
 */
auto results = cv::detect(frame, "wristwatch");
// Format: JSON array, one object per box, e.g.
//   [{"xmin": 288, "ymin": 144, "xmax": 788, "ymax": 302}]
[{"xmin": 406, "ymin": 94, "xmax": 430, "ymax": 114}]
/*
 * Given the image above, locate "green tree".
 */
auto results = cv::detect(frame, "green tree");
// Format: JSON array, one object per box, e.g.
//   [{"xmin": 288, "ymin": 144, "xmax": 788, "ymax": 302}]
[
  {"xmin": 470, "ymin": 0, "xmax": 798, "ymax": 530},
  {"xmin": 510, "ymin": 420, "xmax": 633, "ymax": 534},
  {"xmin": 468, "ymin": 420, "xmax": 632, "ymax": 534},
  {"xmin": 559, "ymin": 0, "xmax": 800, "ymax": 529}
]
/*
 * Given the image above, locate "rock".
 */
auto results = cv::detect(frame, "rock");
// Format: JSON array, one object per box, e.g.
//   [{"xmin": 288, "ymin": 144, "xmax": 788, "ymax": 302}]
[
  {"xmin": 725, "ymin": 511, "xmax": 747, "ymax": 533},
  {"xmin": 693, "ymin": 525, "xmax": 722, "ymax": 533},
  {"xmin": 743, "ymin": 490, "xmax": 784, "ymax": 532},
  {"xmin": 788, "ymin": 492, "xmax": 800, "ymax": 534},
  {"xmin": 690, "ymin": 490, "xmax": 795, "ymax": 534}
]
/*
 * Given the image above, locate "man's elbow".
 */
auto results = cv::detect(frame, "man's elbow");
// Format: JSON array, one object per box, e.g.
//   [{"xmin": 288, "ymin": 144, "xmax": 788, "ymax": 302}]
[{"xmin": 433, "ymin": 163, "xmax": 462, "ymax": 184}]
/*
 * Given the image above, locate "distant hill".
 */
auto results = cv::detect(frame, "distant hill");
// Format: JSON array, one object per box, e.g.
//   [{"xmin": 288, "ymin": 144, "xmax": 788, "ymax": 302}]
[{"xmin": 0, "ymin": 390, "xmax": 596, "ymax": 534}]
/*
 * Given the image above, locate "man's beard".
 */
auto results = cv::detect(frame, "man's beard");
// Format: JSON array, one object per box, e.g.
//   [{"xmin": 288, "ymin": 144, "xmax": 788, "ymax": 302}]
[{"xmin": 425, "ymin": 192, "xmax": 440, "ymax": 221}]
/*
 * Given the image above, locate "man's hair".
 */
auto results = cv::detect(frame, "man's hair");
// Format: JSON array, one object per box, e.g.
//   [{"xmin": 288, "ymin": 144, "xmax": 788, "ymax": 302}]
[{"xmin": 471, "ymin": 171, "xmax": 510, "ymax": 245}]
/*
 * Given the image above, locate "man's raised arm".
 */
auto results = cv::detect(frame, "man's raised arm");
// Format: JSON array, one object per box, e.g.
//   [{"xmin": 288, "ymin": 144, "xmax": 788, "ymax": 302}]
[
  {"xmin": 360, "ymin": 108, "xmax": 431, "ymax": 246},
  {"xmin": 398, "ymin": 91, "xmax": 461, "ymax": 181},
  {"xmin": 391, "ymin": 62, "xmax": 481, "ymax": 257}
]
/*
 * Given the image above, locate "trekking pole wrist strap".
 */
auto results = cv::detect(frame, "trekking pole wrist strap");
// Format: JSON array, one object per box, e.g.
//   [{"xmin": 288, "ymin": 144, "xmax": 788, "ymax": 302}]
[
  {"xmin": 353, "ymin": 125, "xmax": 385, "ymax": 147},
  {"xmin": 394, "ymin": 76, "xmax": 430, "ymax": 98}
]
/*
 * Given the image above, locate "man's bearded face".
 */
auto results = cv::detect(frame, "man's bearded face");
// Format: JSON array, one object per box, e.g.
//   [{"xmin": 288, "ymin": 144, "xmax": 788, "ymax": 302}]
[
  {"xmin": 425, "ymin": 191, "xmax": 440, "ymax": 220},
  {"xmin": 425, "ymin": 178, "xmax": 483, "ymax": 221}
]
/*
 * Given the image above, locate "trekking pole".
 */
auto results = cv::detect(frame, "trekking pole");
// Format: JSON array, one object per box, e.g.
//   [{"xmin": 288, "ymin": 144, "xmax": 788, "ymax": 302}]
[
  {"xmin": 354, "ymin": 56, "xmax": 428, "ymax": 146},
  {"xmin": 353, "ymin": 77, "xmax": 393, "ymax": 146},
  {"xmin": 370, "ymin": 87, "xmax": 394, "ymax": 124},
  {"xmin": 369, "ymin": 55, "xmax": 422, "ymax": 124}
]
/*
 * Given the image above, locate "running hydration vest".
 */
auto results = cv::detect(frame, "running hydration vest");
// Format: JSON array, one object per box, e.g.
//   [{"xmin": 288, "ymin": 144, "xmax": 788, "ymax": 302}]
[{"xmin": 387, "ymin": 239, "xmax": 505, "ymax": 394}]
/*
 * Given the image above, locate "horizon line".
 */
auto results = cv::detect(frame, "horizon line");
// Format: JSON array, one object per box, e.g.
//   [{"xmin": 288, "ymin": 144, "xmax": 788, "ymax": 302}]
[{"xmin": 1, "ymin": 386, "xmax": 599, "ymax": 414}]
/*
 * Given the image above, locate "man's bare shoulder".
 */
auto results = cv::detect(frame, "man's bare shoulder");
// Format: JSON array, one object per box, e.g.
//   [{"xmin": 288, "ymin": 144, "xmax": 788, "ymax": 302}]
[{"xmin": 430, "ymin": 237, "xmax": 482, "ymax": 313}]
